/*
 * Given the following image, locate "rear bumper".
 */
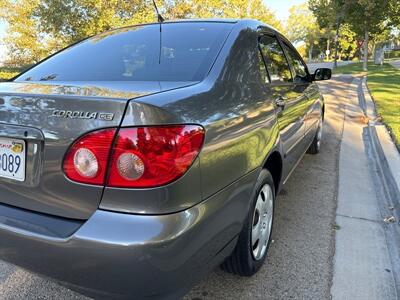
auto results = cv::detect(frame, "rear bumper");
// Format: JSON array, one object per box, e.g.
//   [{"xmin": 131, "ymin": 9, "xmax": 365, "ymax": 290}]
[{"xmin": 0, "ymin": 169, "xmax": 258, "ymax": 299}]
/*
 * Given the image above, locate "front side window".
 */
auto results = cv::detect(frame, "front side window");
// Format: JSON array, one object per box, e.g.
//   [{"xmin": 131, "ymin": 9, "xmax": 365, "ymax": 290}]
[
  {"xmin": 15, "ymin": 22, "xmax": 233, "ymax": 82},
  {"xmin": 259, "ymin": 35, "xmax": 292, "ymax": 83},
  {"xmin": 282, "ymin": 42, "xmax": 309, "ymax": 83}
]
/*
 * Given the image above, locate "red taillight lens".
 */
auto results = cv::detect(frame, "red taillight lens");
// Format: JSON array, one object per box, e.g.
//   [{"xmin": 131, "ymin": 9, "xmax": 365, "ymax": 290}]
[
  {"xmin": 63, "ymin": 129, "xmax": 116, "ymax": 185},
  {"xmin": 63, "ymin": 125, "xmax": 205, "ymax": 188},
  {"xmin": 108, "ymin": 125, "xmax": 205, "ymax": 188}
]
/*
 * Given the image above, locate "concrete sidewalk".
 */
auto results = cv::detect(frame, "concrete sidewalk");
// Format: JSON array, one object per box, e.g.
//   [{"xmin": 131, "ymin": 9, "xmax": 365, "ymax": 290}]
[{"xmin": 331, "ymin": 76, "xmax": 399, "ymax": 300}]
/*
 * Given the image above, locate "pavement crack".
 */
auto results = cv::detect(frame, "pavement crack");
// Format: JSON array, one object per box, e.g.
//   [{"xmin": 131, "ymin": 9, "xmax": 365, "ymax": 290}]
[{"xmin": 336, "ymin": 213, "xmax": 381, "ymax": 224}]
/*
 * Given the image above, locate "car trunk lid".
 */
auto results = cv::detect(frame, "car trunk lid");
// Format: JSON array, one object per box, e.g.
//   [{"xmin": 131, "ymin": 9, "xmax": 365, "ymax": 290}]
[{"xmin": 0, "ymin": 80, "xmax": 194, "ymax": 219}]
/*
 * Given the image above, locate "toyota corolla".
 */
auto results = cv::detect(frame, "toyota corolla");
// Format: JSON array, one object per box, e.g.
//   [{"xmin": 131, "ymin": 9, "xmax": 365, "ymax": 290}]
[{"xmin": 0, "ymin": 19, "xmax": 331, "ymax": 299}]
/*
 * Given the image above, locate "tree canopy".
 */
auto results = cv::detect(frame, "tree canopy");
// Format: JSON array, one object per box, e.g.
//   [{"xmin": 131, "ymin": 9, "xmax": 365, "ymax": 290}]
[
  {"xmin": 286, "ymin": 4, "xmax": 323, "ymax": 61},
  {"xmin": 0, "ymin": 0, "xmax": 282, "ymax": 66},
  {"xmin": 309, "ymin": 0, "xmax": 399, "ymax": 70}
]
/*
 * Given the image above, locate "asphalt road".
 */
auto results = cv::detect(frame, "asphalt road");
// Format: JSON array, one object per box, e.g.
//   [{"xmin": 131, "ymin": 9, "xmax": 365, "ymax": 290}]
[{"xmin": 0, "ymin": 77, "xmax": 351, "ymax": 299}]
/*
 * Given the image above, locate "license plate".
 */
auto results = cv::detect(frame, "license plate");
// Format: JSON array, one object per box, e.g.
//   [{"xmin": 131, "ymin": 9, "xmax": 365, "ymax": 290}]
[{"xmin": 0, "ymin": 138, "xmax": 26, "ymax": 182}]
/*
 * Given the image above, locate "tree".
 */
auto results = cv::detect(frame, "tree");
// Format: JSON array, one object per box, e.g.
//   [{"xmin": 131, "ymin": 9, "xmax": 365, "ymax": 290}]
[
  {"xmin": 337, "ymin": 24, "xmax": 357, "ymax": 60},
  {"xmin": 164, "ymin": 0, "xmax": 282, "ymax": 31},
  {"xmin": 388, "ymin": 0, "xmax": 400, "ymax": 28},
  {"xmin": 35, "ymin": 0, "xmax": 155, "ymax": 45},
  {"xmin": 0, "ymin": 0, "xmax": 53, "ymax": 66},
  {"xmin": 286, "ymin": 4, "xmax": 322, "ymax": 61},
  {"xmin": 310, "ymin": 0, "xmax": 393, "ymax": 71},
  {"xmin": 1, "ymin": 0, "xmax": 282, "ymax": 66},
  {"xmin": 343, "ymin": 0, "xmax": 389, "ymax": 71},
  {"xmin": 309, "ymin": 0, "xmax": 345, "ymax": 67}
]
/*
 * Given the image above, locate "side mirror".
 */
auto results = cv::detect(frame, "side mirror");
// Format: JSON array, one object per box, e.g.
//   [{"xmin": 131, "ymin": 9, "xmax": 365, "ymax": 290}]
[{"xmin": 312, "ymin": 68, "xmax": 332, "ymax": 81}]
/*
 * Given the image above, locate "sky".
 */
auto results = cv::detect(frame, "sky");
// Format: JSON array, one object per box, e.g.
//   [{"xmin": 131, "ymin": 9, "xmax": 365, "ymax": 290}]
[
  {"xmin": 265, "ymin": 0, "xmax": 306, "ymax": 20},
  {"xmin": 0, "ymin": 0, "xmax": 306, "ymax": 64}
]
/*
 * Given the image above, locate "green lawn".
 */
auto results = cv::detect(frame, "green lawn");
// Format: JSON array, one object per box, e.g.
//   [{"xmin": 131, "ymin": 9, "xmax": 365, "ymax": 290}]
[{"xmin": 334, "ymin": 62, "xmax": 400, "ymax": 146}]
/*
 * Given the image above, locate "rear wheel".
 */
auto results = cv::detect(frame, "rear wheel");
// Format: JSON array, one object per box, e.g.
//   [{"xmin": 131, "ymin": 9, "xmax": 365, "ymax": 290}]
[
  {"xmin": 307, "ymin": 118, "xmax": 323, "ymax": 154},
  {"xmin": 221, "ymin": 169, "xmax": 275, "ymax": 276}
]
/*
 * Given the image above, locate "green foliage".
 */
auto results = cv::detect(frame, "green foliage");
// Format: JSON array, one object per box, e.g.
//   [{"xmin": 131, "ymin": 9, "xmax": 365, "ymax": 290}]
[
  {"xmin": 286, "ymin": 4, "xmax": 319, "ymax": 44},
  {"xmin": 334, "ymin": 62, "xmax": 400, "ymax": 145},
  {"xmin": 35, "ymin": 0, "xmax": 155, "ymax": 44},
  {"xmin": 286, "ymin": 4, "xmax": 322, "ymax": 60},
  {"xmin": 388, "ymin": 0, "xmax": 400, "ymax": 27},
  {"xmin": 309, "ymin": 0, "xmax": 397, "ymax": 70},
  {"xmin": 337, "ymin": 24, "xmax": 357, "ymax": 60},
  {"xmin": 0, "ymin": 67, "xmax": 22, "ymax": 81},
  {"xmin": 0, "ymin": 0, "xmax": 282, "ymax": 67},
  {"xmin": 309, "ymin": 0, "xmax": 344, "ymax": 29},
  {"xmin": 0, "ymin": 1, "xmax": 53, "ymax": 66},
  {"xmin": 385, "ymin": 50, "xmax": 400, "ymax": 60},
  {"xmin": 343, "ymin": 0, "xmax": 388, "ymax": 37},
  {"xmin": 333, "ymin": 62, "xmax": 367, "ymax": 74}
]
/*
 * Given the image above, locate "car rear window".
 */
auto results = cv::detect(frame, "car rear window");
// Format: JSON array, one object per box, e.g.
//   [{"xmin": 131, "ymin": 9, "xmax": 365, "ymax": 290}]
[{"xmin": 15, "ymin": 22, "xmax": 233, "ymax": 82}]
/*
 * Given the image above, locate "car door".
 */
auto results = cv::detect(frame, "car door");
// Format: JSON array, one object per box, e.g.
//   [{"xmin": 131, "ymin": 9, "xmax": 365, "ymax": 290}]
[
  {"xmin": 259, "ymin": 34, "xmax": 307, "ymax": 181},
  {"xmin": 280, "ymin": 39, "xmax": 316, "ymax": 152}
]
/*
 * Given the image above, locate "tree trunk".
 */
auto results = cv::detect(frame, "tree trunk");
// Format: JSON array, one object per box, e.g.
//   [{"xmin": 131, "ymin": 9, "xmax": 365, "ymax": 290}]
[
  {"xmin": 309, "ymin": 44, "xmax": 313, "ymax": 62},
  {"xmin": 334, "ymin": 21, "xmax": 340, "ymax": 68},
  {"xmin": 363, "ymin": 26, "xmax": 369, "ymax": 71}
]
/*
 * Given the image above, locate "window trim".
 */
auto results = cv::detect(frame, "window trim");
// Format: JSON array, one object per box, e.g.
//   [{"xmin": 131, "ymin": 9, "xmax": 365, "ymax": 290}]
[
  {"xmin": 258, "ymin": 33, "xmax": 294, "ymax": 86},
  {"xmin": 257, "ymin": 44, "xmax": 271, "ymax": 84}
]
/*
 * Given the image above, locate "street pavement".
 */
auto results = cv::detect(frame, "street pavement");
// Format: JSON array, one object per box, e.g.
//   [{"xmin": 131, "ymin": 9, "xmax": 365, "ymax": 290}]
[
  {"xmin": 0, "ymin": 72, "xmax": 396, "ymax": 299},
  {"xmin": 307, "ymin": 61, "xmax": 354, "ymax": 73}
]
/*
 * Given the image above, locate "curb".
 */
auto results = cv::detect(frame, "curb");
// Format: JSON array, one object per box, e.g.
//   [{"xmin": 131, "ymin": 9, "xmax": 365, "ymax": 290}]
[
  {"xmin": 361, "ymin": 77, "xmax": 400, "ymax": 194},
  {"xmin": 360, "ymin": 76, "xmax": 400, "ymax": 295}
]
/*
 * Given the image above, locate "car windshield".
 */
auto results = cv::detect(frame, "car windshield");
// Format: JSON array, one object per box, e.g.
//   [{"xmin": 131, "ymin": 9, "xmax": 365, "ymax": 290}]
[{"xmin": 15, "ymin": 22, "xmax": 233, "ymax": 82}]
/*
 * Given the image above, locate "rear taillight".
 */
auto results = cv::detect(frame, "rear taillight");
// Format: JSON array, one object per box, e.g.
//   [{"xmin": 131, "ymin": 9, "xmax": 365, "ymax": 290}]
[
  {"xmin": 108, "ymin": 125, "xmax": 204, "ymax": 188},
  {"xmin": 63, "ymin": 129, "xmax": 117, "ymax": 185},
  {"xmin": 63, "ymin": 125, "xmax": 204, "ymax": 188}
]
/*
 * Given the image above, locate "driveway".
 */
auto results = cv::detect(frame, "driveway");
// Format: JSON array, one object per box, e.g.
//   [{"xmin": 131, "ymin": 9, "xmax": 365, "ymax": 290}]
[{"xmin": 0, "ymin": 77, "xmax": 355, "ymax": 299}]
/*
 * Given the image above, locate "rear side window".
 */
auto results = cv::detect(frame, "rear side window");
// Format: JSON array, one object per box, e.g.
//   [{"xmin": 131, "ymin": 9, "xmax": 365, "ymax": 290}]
[
  {"xmin": 282, "ymin": 42, "xmax": 309, "ymax": 83},
  {"xmin": 259, "ymin": 35, "xmax": 292, "ymax": 83},
  {"xmin": 15, "ymin": 22, "xmax": 233, "ymax": 82}
]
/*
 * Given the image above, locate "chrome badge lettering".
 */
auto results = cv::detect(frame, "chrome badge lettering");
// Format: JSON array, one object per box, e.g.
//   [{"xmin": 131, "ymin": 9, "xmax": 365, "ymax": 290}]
[{"xmin": 52, "ymin": 110, "xmax": 114, "ymax": 121}]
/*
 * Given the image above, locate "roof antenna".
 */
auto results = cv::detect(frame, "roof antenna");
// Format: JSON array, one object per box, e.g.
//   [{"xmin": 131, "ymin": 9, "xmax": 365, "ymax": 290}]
[{"xmin": 152, "ymin": 0, "xmax": 165, "ymax": 23}]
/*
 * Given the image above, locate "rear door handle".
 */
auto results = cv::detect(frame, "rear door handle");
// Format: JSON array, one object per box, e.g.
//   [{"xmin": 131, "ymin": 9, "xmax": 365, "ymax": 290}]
[{"xmin": 274, "ymin": 97, "xmax": 286, "ymax": 110}]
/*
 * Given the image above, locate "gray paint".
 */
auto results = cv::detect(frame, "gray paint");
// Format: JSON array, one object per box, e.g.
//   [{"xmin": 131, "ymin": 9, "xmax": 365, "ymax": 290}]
[
  {"xmin": 0, "ymin": 81, "xmax": 194, "ymax": 218},
  {"xmin": 104, "ymin": 21, "xmax": 322, "ymax": 213},
  {"xmin": 0, "ymin": 19, "xmax": 327, "ymax": 298},
  {"xmin": 0, "ymin": 169, "xmax": 258, "ymax": 299}
]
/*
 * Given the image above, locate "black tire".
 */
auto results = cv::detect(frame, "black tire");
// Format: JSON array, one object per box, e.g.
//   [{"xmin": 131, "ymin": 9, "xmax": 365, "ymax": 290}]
[
  {"xmin": 307, "ymin": 119, "xmax": 323, "ymax": 154},
  {"xmin": 221, "ymin": 169, "xmax": 275, "ymax": 276}
]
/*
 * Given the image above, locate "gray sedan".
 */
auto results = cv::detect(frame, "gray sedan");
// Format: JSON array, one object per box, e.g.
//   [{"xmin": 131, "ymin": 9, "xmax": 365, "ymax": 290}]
[{"xmin": 0, "ymin": 19, "xmax": 330, "ymax": 299}]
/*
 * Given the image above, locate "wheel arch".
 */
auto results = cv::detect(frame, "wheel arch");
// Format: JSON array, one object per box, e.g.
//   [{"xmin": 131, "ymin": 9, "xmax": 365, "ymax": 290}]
[{"xmin": 262, "ymin": 151, "xmax": 283, "ymax": 195}]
